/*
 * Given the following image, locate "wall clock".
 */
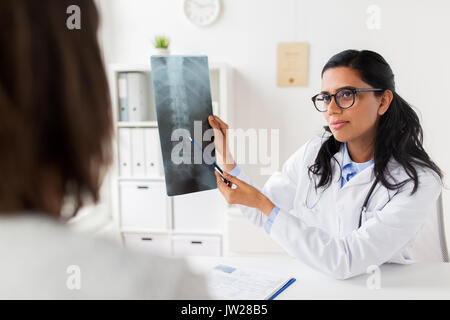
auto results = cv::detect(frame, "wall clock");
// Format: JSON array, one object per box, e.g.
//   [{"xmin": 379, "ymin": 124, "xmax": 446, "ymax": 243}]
[{"xmin": 184, "ymin": 0, "xmax": 221, "ymax": 27}]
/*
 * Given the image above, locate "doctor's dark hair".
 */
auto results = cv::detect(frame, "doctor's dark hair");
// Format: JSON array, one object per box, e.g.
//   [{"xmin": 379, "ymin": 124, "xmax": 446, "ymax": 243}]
[{"xmin": 308, "ymin": 49, "xmax": 443, "ymax": 195}]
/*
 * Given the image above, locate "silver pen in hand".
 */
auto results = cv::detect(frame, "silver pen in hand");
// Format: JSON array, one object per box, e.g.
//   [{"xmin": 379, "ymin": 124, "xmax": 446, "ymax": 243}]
[{"xmin": 189, "ymin": 136, "xmax": 231, "ymax": 186}]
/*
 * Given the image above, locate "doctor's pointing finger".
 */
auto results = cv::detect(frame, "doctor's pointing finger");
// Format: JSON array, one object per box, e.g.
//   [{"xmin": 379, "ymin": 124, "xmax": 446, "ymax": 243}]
[{"xmin": 214, "ymin": 171, "xmax": 275, "ymax": 216}]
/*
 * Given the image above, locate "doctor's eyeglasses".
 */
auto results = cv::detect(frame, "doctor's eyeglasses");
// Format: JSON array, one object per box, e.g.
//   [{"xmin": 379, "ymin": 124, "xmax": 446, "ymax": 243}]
[{"xmin": 311, "ymin": 87, "xmax": 383, "ymax": 112}]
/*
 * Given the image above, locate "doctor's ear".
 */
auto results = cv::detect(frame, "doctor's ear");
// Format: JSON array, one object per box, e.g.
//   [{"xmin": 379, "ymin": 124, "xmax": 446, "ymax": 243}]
[{"xmin": 377, "ymin": 89, "xmax": 394, "ymax": 116}]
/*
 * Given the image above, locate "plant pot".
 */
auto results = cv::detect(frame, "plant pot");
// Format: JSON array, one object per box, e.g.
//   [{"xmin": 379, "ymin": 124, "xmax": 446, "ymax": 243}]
[{"xmin": 155, "ymin": 48, "xmax": 170, "ymax": 55}]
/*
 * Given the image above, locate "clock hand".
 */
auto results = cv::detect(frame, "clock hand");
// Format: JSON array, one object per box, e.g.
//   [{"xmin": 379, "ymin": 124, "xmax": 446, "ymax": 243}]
[{"xmin": 191, "ymin": 0, "xmax": 214, "ymax": 9}]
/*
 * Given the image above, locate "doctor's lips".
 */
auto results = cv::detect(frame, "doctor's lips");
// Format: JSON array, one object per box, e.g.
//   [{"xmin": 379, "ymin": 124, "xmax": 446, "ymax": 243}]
[{"xmin": 330, "ymin": 120, "xmax": 349, "ymax": 130}]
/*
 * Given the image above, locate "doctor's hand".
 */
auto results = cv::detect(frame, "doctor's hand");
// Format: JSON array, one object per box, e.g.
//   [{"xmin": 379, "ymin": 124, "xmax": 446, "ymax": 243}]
[
  {"xmin": 215, "ymin": 171, "xmax": 275, "ymax": 216},
  {"xmin": 208, "ymin": 115, "xmax": 236, "ymax": 172}
]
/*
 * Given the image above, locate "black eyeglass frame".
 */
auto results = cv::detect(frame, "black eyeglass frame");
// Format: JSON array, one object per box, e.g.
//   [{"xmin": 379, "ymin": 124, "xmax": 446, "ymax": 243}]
[{"xmin": 311, "ymin": 87, "xmax": 384, "ymax": 112}]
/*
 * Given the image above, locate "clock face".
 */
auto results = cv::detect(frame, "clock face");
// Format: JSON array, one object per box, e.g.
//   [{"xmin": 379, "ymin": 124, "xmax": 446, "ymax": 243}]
[{"xmin": 184, "ymin": 0, "xmax": 221, "ymax": 27}]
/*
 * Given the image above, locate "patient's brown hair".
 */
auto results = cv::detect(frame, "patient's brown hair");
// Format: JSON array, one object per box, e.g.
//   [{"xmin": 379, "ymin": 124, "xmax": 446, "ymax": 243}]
[{"xmin": 0, "ymin": 0, "xmax": 113, "ymax": 217}]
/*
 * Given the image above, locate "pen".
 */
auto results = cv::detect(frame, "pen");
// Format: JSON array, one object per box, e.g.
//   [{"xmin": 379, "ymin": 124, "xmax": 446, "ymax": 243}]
[{"xmin": 189, "ymin": 136, "xmax": 231, "ymax": 186}]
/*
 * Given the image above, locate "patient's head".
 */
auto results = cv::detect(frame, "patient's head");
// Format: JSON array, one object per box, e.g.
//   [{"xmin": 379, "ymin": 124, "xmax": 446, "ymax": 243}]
[{"xmin": 0, "ymin": 0, "xmax": 113, "ymax": 217}]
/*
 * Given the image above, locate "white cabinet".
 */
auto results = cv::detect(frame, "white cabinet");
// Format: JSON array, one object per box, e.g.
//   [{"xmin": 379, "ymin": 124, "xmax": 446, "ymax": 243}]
[
  {"xmin": 119, "ymin": 181, "xmax": 168, "ymax": 230},
  {"xmin": 172, "ymin": 189, "xmax": 226, "ymax": 232},
  {"xmin": 172, "ymin": 235, "xmax": 221, "ymax": 257},
  {"xmin": 224, "ymin": 209, "xmax": 286, "ymax": 255},
  {"xmin": 109, "ymin": 62, "xmax": 233, "ymax": 257},
  {"xmin": 122, "ymin": 232, "xmax": 171, "ymax": 256}
]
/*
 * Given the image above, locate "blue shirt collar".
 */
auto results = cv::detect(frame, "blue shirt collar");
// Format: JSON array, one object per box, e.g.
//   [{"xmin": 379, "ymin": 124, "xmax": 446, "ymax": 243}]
[{"xmin": 341, "ymin": 142, "xmax": 374, "ymax": 174}]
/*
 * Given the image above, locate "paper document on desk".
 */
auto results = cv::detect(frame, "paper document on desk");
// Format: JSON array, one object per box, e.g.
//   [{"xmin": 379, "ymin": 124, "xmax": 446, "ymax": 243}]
[{"xmin": 205, "ymin": 264, "xmax": 296, "ymax": 300}]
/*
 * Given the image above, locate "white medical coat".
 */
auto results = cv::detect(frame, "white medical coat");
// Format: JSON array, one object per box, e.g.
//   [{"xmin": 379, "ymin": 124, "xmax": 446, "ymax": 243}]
[{"xmin": 233, "ymin": 136, "xmax": 444, "ymax": 279}]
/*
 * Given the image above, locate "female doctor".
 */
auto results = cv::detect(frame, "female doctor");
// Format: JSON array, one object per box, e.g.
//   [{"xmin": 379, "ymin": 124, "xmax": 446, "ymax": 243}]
[{"xmin": 208, "ymin": 49, "xmax": 445, "ymax": 280}]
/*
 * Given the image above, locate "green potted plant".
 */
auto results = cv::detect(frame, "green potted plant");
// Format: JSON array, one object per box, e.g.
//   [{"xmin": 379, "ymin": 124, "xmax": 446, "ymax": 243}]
[{"xmin": 153, "ymin": 35, "xmax": 170, "ymax": 55}]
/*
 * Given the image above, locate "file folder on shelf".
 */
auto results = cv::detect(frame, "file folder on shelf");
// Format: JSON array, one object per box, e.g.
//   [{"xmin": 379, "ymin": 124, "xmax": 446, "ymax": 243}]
[
  {"xmin": 118, "ymin": 128, "xmax": 132, "ymax": 177},
  {"xmin": 118, "ymin": 73, "xmax": 129, "ymax": 121},
  {"xmin": 130, "ymin": 128, "xmax": 146, "ymax": 176},
  {"xmin": 127, "ymin": 72, "xmax": 148, "ymax": 121}
]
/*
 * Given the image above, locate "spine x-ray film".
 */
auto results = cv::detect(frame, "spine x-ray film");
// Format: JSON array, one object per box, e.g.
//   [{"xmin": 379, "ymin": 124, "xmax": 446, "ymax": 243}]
[{"xmin": 151, "ymin": 55, "xmax": 217, "ymax": 196}]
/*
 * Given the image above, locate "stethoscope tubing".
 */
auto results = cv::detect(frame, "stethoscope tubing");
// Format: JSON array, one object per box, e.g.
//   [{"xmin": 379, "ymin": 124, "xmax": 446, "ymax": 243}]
[{"xmin": 304, "ymin": 176, "xmax": 379, "ymax": 228}]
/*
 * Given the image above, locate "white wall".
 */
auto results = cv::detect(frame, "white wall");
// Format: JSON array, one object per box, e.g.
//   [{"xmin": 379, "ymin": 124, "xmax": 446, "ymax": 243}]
[{"xmin": 96, "ymin": 0, "xmax": 450, "ymax": 239}]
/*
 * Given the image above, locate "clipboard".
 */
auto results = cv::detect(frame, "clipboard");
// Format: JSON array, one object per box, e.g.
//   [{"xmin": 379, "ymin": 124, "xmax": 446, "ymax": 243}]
[{"xmin": 206, "ymin": 264, "xmax": 296, "ymax": 300}]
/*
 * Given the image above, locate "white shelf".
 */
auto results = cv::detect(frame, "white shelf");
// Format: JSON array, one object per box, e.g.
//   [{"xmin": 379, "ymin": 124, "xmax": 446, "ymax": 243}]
[
  {"xmin": 120, "ymin": 228, "xmax": 223, "ymax": 237},
  {"xmin": 171, "ymin": 230, "xmax": 223, "ymax": 236},
  {"xmin": 117, "ymin": 176, "xmax": 165, "ymax": 181},
  {"xmin": 109, "ymin": 61, "xmax": 229, "ymax": 73},
  {"xmin": 117, "ymin": 121, "xmax": 158, "ymax": 128},
  {"xmin": 120, "ymin": 228, "xmax": 171, "ymax": 234}
]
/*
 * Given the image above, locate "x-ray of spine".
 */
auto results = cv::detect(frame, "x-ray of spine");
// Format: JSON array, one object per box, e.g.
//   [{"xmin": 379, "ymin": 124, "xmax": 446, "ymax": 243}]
[{"xmin": 151, "ymin": 55, "xmax": 217, "ymax": 196}]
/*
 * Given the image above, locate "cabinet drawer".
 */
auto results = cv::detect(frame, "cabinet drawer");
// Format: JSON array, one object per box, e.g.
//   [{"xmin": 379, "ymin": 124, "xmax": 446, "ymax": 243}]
[
  {"xmin": 172, "ymin": 235, "xmax": 221, "ymax": 257},
  {"xmin": 119, "ymin": 181, "xmax": 168, "ymax": 230},
  {"xmin": 122, "ymin": 233, "xmax": 171, "ymax": 256}
]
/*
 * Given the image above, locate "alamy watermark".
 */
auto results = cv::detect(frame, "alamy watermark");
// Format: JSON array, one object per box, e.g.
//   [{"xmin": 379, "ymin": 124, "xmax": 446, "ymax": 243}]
[
  {"xmin": 366, "ymin": 265, "xmax": 381, "ymax": 289},
  {"xmin": 171, "ymin": 121, "xmax": 279, "ymax": 175},
  {"xmin": 366, "ymin": 4, "xmax": 381, "ymax": 30},
  {"xmin": 66, "ymin": 265, "xmax": 81, "ymax": 290},
  {"xmin": 66, "ymin": 5, "xmax": 81, "ymax": 30}
]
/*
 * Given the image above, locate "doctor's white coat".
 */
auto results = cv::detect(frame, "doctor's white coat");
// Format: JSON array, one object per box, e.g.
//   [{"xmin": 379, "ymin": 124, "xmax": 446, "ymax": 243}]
[{"xmin": 232, "ymin": 136, "xmax": 444, "ymax": 279}]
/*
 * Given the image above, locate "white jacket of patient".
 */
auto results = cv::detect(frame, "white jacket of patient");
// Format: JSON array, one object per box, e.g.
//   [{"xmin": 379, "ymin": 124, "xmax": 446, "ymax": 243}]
[{"xmin": 0, "ymin": 213, "xmax": 209, "ymax": 299}]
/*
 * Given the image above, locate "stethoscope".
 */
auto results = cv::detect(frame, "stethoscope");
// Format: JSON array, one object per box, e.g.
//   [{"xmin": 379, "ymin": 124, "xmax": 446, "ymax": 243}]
[
  {"xmin": 304, "ymin": 176, "xmax": 379, "ymax": 228},
  {"xmin": 358, "ymin": 178, "xmax": 379, "ymax": 228}
]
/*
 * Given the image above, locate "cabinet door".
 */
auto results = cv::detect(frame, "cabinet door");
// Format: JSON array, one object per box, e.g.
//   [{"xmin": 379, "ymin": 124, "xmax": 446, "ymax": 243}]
[
  {"xmin": 144, "ymin": 128, "xmax": 163, "ymax": 178},
  {"xmin": 118, "ymin": 128, "xmax": 132, "ymax": 177},
  {"xmin": 119, "ymin": 181, "xmax": 167, "ymax": 230},
  {"xmin": 131, "ymin": 128, "xmax": 146, "ymax": 177},
  {"xmin": 172, "ymin": 235, "xmax": 221, "ymax": 257},
  {"xmin": 225, "ymin": 210, "xmax": 285, "ymax": 255},
  {"xmin": 173, "ymin": 189, "xmax": 226, "ymax": 232},
  {"xmin": 122, "ymin": 232, "xmax": 171, "ymax": 256}
]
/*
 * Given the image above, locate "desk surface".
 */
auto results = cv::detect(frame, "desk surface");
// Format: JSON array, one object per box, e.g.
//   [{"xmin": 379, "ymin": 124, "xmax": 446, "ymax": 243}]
[{"xmin": 186, "ymin": 256, "xmax": 450, "ymax": 299}]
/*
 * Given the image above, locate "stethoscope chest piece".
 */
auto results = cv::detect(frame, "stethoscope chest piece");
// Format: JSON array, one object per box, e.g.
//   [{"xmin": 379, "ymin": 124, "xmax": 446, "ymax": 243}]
[{"xmin": 301, "ymin": 200, "xmax": 318, "ymax": 213}]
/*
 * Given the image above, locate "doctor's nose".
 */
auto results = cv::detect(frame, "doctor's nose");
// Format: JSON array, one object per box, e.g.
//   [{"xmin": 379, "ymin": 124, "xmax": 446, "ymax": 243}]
[{"xmin": 326, "ymin": 98, "xmax": 342, "ymax": 115}]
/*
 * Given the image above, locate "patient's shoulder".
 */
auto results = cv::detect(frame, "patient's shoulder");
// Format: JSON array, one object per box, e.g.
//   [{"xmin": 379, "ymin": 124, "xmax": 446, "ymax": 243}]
[{"xmin": 0, "ymin": 213, "xmax": 209, "ymax": 299}]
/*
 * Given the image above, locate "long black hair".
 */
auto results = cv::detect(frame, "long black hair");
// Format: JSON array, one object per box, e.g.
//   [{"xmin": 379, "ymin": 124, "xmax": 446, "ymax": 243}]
[{"xmin": 308, "ymin": 49, "xmax": 443, "ymax": 195}]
